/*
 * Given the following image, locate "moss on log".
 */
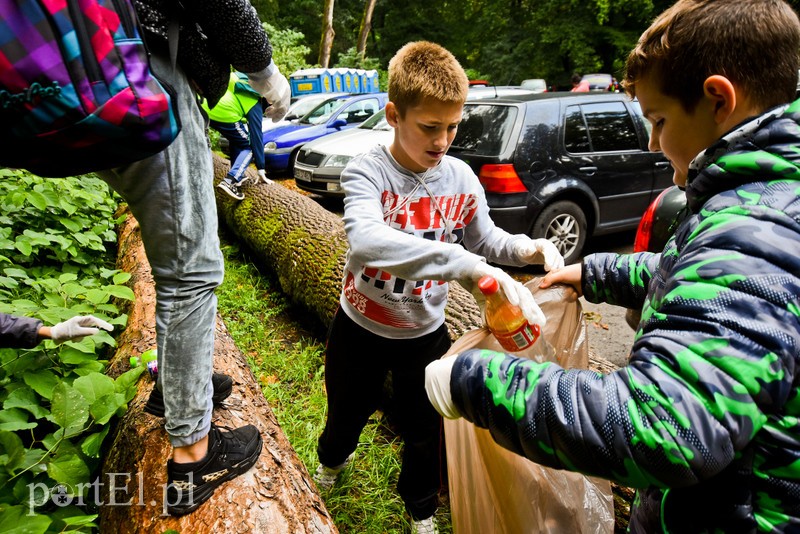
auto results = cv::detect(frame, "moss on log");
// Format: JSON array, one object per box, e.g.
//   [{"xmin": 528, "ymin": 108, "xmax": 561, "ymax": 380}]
[{"xmin": 212, "ymin": 154, "xmax": 634, "ymax": 531}]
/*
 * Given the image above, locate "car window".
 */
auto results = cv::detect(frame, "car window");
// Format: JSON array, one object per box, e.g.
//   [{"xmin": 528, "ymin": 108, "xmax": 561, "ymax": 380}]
[
  {"xmin": 339, "ymin": 98, "xmax": 380, "ymax": 124},
  {"xmin": 301, "ymin": 98, "xmax": 348, "ymax": 124},
  {"xmin": 564, "ymin": 106, "xmax": 590, "ymax": 153},
  {"xmin": 564, "ymin": 102, "xmax": 640, "ymax": 153},
  {"xmin": 359, "ymin": 109, "xmax": 391, "ymax": 130},
  {"xmin": 451, "ymin": 104, "xmax": 518, "ymax": 155}
]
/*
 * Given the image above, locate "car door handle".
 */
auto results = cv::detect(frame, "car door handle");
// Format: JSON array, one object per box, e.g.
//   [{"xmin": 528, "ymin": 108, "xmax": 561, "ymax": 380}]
[
  {"xmin": 655, "ymin": 161, "xmax": 671, "ymax": 169},
  {"xmin": 579, "ymin": 166, "xmax": 597, "ymax": 175}
]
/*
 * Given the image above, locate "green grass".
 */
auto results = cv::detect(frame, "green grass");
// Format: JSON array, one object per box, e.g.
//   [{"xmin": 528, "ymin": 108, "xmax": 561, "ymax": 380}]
[{"xmin": 214, "ymin": 235, "xmax": 452, "ymax": 533}]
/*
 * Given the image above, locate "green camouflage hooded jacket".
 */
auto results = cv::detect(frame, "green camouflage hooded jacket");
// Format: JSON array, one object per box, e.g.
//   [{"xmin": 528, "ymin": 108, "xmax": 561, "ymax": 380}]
[{"xmin": 449, "ymin": 101, "xmax": 800, "ymax": 533}]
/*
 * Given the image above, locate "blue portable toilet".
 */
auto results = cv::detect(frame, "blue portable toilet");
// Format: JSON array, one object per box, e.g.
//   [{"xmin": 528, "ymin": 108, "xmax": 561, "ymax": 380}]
[
  {"xmin": 364, "ymin": 70, "xmax": 379, "ymax": 93},
  {"xmin": 289, "ymin": 68, "xmax": 336, "ymax": 97}
]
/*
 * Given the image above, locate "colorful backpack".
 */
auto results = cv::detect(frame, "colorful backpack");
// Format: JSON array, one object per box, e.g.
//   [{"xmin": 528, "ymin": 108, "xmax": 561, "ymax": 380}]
[{"xmin": 0, "ymin": 0, "xmax": 180, "ymax": 178}]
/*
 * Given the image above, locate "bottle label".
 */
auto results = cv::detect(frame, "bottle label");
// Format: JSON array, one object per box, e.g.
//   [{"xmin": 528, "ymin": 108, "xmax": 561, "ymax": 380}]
[{"xmin": 494, "ymin": 322, "xmax": 540, "ymax": 352}]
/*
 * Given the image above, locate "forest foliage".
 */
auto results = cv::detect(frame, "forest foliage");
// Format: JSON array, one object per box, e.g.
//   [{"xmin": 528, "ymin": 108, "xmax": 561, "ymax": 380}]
[{"xmin": 253, "ymin": 0, "xmax": 800, "ymax": 89}]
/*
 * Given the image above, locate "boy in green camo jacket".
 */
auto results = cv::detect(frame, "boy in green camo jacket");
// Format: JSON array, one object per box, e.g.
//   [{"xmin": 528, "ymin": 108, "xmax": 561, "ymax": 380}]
[{"xmin": 424, "ymin": 0, "xmax": 800, "ymax": 531}]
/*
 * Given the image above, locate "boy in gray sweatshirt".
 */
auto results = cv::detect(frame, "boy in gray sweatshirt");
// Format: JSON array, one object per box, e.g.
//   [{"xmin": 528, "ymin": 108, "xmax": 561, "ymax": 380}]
[{"xmin": 313, "ymin": 41, "xmax": 564, "ymax": 533}]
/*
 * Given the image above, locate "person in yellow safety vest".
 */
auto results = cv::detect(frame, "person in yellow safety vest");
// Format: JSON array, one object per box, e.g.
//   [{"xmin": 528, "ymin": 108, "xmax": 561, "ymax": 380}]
[{"xmin": 202, "ymin": 72, "xmax": 271, "ymax": 200}]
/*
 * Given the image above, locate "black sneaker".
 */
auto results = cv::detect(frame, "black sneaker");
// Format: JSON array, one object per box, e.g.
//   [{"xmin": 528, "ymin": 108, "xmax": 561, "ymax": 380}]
[
  {"xmin": 145, "ymin": 373, "xmax": 233, "ymax": 418},
  {"xmin": 217, "ymin": 179, "xmax": 244, "ymax": 200},
  {"xmin": 165, "ymin": 423, "xmax": 262, "ymax": 516}
]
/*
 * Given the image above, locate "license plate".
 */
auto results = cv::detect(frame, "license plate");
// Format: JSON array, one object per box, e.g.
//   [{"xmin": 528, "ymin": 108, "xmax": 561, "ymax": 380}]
[{"xmin": 294, "ymin": 168, "xmax": 312, "ymax": 182}]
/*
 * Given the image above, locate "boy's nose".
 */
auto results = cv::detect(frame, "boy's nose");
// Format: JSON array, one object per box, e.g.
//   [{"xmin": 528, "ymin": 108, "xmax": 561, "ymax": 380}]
[{"xmin": 648, "ymin": 133, "xmax": 660, "ymax": 152}]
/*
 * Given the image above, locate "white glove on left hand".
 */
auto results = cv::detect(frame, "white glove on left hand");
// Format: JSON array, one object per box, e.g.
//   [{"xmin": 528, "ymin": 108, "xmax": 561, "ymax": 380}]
[
  {"xmin": 515, "ymin": 238, "xmax": 565, "ymax": 271},
  {"xmin": 249, "ymin": 64, "xmax": 291, "ymax": 122},
  {"xmin": 50, "ymin": 315, "xmax": 113, "ymax": 344},
  {"xmin": 425, "ymin": 357, "xmax": 461, "ymax": 419}
]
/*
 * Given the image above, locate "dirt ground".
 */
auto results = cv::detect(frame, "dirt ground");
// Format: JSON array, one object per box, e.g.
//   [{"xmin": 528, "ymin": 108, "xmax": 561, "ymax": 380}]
[{"xmin": 278, "ymin": 176, "xmax": 636, "ymax": 369}]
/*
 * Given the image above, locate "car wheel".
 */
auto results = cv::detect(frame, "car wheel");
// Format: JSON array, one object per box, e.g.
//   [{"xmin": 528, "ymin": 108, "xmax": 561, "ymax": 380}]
[{"xmin": 531, "ymin": 200, "xmax": 587, "ymax": 266}]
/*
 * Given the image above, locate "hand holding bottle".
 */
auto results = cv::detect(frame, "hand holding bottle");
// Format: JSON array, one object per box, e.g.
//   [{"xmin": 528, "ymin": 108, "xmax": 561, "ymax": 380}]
[{"xmin": 471, "ymin": 262, "xmax": 546, "ymax": 328}]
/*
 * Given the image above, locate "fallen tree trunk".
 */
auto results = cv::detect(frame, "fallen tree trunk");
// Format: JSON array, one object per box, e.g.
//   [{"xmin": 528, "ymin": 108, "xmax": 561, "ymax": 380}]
[
  {"xmin": 212, "ymin": 154, "xmax": 633, "ymax": 531},
  {"xmin": 99, "ymin": 206, "xmax": 336, "ymax": 533}
]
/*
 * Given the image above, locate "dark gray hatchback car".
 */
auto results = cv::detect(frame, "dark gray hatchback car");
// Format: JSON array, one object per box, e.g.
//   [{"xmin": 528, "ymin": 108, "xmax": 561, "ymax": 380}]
[{"xmin": 448, "ymin": 92, "xmax": 673, "ymax": 264}]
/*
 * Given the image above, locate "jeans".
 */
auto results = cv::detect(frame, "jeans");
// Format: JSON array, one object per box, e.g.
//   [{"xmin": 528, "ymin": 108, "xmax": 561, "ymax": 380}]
[
  {"xmin": 210, "ymin": 100, "xmax": 265, "ymax": 183},
  {"xmin": 98, "ymin": 53, "xmax": 224, "ymax": 447}
]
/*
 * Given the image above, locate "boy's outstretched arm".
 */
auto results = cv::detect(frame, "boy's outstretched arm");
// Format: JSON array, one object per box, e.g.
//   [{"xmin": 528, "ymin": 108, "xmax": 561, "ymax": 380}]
[{"xmin": 538, "ymin": 262, "xmax": 582, "ymax": 295}]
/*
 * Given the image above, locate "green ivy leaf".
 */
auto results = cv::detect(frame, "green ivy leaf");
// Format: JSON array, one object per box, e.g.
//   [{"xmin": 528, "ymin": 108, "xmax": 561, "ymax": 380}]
[
  {"xmin": 12, "ymin": 239, "xmax": 31, "ymax": 257},
  {"xmin": 83, "ymin": 289, "xmax": 108, "ymax": 304},
  {"xmin": 114, "ymin": 367, "xmax": 145, "ymax": 403},
  {"xmin": 0, "ymin": 505, "xmax": 51, "ymax": 534},
  {"xmin": 90, "ymin": 392, "xmax": 126, "ymax": 426},
  {"xmin": 26, "ymin": 191, "xmax": 48, "ymax": 211},
  {"xmin": 0, "ymin": 408, "xmax": 37, "ymax": 431},
  {"xmin": 3, "ymin": 386, "xmax": 49, "ymax": 419},
  {"xmin": 23, "ymin": 370, "xmax": 60, "ymax": 400},
  {"xmin": 80, "ymin": 425, "xmax": 110, "ymax": 458},
  {"xmin": 105, "ymin": 285, "xmax": 134, "ymax": 301},
  {"xmin": 0, "ymin": 431, "xmax": 25, "ymax": 475},
  {"xmin": 112, "ymin": 272, "xmax": 131, "ymax": 285},
  {"xmin": 48, "ymin": 383, "xmax": 89, "ymax": 439},
  {"xmin": 72, "ymin": 373, "xmax": 115, "ymax": 405},
  {"xmin": 58, "ymin": 347, "xmax": 96, "ymax": 366},
  {"xmin": 47, "ymin": 451, "xmax": 89, "ymax": 489}
]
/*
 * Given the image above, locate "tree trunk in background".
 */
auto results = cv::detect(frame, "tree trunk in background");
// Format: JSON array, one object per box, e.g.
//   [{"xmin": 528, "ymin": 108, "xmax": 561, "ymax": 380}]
[
  {"xmin": 356, "ymin": 0, "xmax": 377, "ymax": 60},
  {"xmin": 212, "ymin": 153, "xmax": 634, "ymax": 532},
  {"xmin": 318, "ymin": 0, "xmax": 335, "ymax": 68},
  {"xmin": 99, "ymin": 206, "xmax": 337, "ymax": 533}
]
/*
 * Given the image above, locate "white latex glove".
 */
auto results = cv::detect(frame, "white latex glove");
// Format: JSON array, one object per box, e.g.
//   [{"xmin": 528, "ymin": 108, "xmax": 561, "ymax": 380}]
[
  {"xmin": 425, "ymin": 357, "xmax": 461, "ymax": 419},
  {"xmin": 472, "ymin": 262, "xmax": 546, "ymax": 327},
  {"xmin": 515, "ymin": 238, "xmax": 565, "ymax": 271},
  {"xmin": 50, "ymin": 315, "xmax": 113, "ymax": 344},
  {"xmin": 249, "ymin": 63, "xmax": 291, "ymax": 122}
]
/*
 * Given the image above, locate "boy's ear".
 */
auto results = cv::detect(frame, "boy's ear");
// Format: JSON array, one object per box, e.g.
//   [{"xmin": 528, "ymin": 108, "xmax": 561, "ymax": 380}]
[
  {"xmin": 703, "ymin": 75, "xmax": 737, "ymax": 125},
  {"xmin": 385, "ymin": 102, "xmax": 399, "ymax": 127}
]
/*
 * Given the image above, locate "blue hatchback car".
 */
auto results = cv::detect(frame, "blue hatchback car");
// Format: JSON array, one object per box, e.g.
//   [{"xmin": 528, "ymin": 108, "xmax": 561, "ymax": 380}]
[{"xmin": 263, "ymin": 92, "xmax": 388, "ymax": 173}]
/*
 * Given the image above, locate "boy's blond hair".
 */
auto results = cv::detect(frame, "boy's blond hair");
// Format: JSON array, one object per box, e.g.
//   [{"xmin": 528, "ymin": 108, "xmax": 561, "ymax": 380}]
[
  {"xmin": 624, "ymin": 0, "xmax": 800, "ymax": 111},
  {"xmin": 388, "ymin": 41, "xmax": 469, "ymax": 115}
]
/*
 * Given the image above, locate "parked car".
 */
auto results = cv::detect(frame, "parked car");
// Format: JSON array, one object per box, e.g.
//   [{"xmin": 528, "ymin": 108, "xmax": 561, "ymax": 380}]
[
  {"xmin": 581, "ymin": 73, "xmax": 617, "ymax": 91},
  {"xmin": 292, "ymin": 89, "xmax": 542, "ymax": 197},
  {"xmin": 262, "ymin": 92, "xmax": 388, "ymax": 173},
  {"xmin": 467, "ymin": 85, "xmax": 541, "ymax": 100},
  {"xmin": 217, "ymin": 92, "xmax": 347, "ymax": 155},
  {"xmin": 520, "ymin": 78, "xmax": 548, "ymax": 93},
  {"xmin": 294, "ymin": 108, "xmax": 394, "ymax": 197},
  {"xmin": 447, "ymin": 92, "xmax": 673, "ymax": 265}
]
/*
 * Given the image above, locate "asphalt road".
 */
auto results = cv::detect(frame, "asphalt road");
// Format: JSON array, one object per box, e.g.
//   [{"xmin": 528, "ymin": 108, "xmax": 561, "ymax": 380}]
[{"xmin": 289, "ymin": 180, "xmax": 636, "ymax": 368}]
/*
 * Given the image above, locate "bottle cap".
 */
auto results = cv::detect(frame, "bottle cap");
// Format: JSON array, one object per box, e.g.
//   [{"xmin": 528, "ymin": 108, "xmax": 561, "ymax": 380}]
[{"xmin": 477, "ymin": 275, "xmax": 499, "ymax": 295}]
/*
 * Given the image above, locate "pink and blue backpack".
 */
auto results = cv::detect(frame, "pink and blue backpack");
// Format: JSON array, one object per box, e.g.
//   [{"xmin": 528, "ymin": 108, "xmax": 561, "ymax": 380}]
[{"xmin": 0, "ymin": 0, "xmax": 180, "ymax": 177}]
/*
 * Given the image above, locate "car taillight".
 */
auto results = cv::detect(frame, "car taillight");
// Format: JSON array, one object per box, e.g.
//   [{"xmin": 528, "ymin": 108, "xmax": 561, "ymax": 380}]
[
  {"xmin": 478, "ymin": 164, "xmax": 527, "ymax": 193},
  {"xmin": 633, "ymin": 188, "xmax": 670, "ymax": 252}
]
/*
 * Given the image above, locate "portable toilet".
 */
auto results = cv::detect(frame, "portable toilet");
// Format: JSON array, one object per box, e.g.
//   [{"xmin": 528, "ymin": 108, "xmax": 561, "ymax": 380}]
[
  {"xmin": 351, "ymin": 69, "xmax": 362, "ymax": 93},
  {"xmin": 289, "ymin": 68, "xmax": 335, "ymax": 97},
  {"xmin": 364, "ymin": 70, "xmax": 379, "ymax": 93}
]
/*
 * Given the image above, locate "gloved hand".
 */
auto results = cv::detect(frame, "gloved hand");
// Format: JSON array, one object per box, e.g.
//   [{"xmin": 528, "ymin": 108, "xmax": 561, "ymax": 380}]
[
  {"xmin": 471, "ymin": 262, "xmax": 546, "ymax": 327},
  {"xmin": 50, "ymin": 315, "xmax": 113, "ymax": 344},
  {"xmin": 249, "ymin": 63, "xmax": 291, "ymax": 122},
  {"xmin": 515, "ymin": 238, "xmax": 565, "ymax": 271},
  {"xmin": 425, "ymin": 357, "xmax": 461, "ymax": 419}
]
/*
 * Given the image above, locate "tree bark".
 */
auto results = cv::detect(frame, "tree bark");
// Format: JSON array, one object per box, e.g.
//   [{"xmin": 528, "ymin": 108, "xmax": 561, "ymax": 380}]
[
  {"xmin": 318, "ymin": 0, "xmax": 336, "ymax": 68},
  {"xmin": 99, "ymin": 206, "xmax": 337, "ymax": 533},
  {"xmin": 212, "ymin": 154, "xmax": 634, "ymax": 531},
  {"xmin": 356, "ymin": 0, "xmax": 377, "ymax": 60}
]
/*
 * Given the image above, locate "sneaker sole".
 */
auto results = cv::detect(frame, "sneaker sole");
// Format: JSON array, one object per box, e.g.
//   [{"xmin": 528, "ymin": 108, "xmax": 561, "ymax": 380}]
[{"xmin": 167, "ymin": 433, "xmax": 263, "ymax": 516}]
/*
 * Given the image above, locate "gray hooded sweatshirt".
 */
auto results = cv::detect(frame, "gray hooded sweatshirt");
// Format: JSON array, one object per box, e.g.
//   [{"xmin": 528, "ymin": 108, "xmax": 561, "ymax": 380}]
[{"xmin": 339, "ymin": 144, "xmax": 528, "ymax": 339}]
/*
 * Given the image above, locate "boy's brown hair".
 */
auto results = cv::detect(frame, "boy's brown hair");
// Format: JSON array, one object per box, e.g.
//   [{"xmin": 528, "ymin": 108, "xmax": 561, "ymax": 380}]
[
  {"xmin": 388, "ymin": 41, "xmax": 469, "ymax": 115},
  {"xmin": 624, "ymin": 0, "xmax": 800, "ymax": 111}
]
